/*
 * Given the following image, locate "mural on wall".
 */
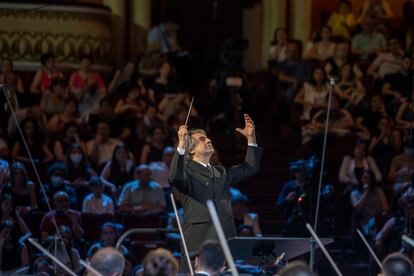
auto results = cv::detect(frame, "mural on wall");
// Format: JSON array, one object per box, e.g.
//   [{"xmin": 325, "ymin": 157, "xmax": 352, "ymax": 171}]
[{"xmin": 0, "ymin": 3, "xmax": 114, "ymax": 71}]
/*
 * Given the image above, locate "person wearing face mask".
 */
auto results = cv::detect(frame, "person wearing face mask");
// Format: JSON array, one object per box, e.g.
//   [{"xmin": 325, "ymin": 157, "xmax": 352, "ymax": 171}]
[
  {"xmin": 39, "ymin": 191, "xmax": 84, "ymax": 242},
  {"xmin": 42, "ymin": 162, "xmax": 77, "ymax": 210},
  {"xmin": 64, "ymin": 143, "xmax": 96, "ymax": 188}
]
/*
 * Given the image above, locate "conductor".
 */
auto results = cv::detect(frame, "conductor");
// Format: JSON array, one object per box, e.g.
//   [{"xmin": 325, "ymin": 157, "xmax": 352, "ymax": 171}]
[{"xmin": 169, "ymin": 113, "xmax": 262, "ymax": 264}]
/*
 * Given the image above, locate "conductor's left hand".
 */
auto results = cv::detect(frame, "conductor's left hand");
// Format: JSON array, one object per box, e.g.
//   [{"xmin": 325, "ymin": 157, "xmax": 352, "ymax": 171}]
[{"xmin": 235, "ymin": 113, "xmax": 257, "ymax": 144}]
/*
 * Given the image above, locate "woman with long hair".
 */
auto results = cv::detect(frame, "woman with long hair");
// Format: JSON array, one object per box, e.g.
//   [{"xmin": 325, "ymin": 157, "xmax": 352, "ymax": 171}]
[
  {"xmin": 334, "ymin": 63, "xmax": 366, "ymax": 109},
  {"xmin": 54, "ymin": 122, "xmax": 86, "ymax": 162},
  {"xmin": 0, "ymin": 219, "xmax": 29, "ymax": 272},
  {"xmin": 64, "ymin": 143, "xmax": 95, "ymax": 187},
  {"xmin": 140, "ymin": 126, "xmax": 169, "ymax": 164},
  {"xmin": 101, "ymin": 144, "xmax": 134, "ymax": 189},
  {"xmin": 0, "ymin": 194, "xmax": 30, "ymax": 236}
]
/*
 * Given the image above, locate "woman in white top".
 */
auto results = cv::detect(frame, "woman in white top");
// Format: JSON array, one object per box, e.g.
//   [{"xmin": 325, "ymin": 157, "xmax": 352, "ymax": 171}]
[
  {"xmin": 294, "ymin": 67, "xmax": 329, "ymax": 120},
  {"xmin": 339, "ymin": 139, "xmax": 382, "ymax": 187},
  {"xmin": 269, "ymin": 28, "xmax": 288, "ymax": 62},
  {"xmin": 305, "ymin": 26, "xmax": 336, "ymax": 62}
]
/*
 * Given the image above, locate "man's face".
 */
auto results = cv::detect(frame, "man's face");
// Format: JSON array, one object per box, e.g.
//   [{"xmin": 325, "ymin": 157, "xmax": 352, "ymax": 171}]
[
  {"xmin": 190, "ymin": 132, "xmax": 214, "ymax": 157},
  {"xmin": 138, "ymin": 168, "xmax": 152, "ymax": 184},
  {"xmin": 80, "ymin": 58, "xmax": 92, "ymax": 72},
  {"xmin": 54, "ymin": 194, "xmax": 69, "ymax": 212},
  {"xmin": 101, "ymin": 226, "xmax": 116, "ymax": 245},
  {"xmin": 97, "ymin": 123, "xmax": 110, "ymax": 139},
  {"xmin": 389, "ymin": 39, "xmax": 401, "ymax": 55},
  {"xmin": 286, "ymin": 43, "xmax": 298, "ymax": 61}
]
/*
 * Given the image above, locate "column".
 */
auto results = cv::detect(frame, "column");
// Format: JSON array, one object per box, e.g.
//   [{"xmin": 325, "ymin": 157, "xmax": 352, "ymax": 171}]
[{"xmin": 290, "ymin": 0, "xmax": 312, "ymax": 47}]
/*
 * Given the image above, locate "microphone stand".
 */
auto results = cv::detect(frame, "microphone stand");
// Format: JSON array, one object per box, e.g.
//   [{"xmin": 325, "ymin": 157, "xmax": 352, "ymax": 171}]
[{"xmin": 310, "ymin": 77, "xmax": 335, "ymax": 271}]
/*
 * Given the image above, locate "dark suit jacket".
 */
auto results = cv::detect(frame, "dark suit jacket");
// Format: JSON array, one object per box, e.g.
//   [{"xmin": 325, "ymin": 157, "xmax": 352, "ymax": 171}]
[{"xmin": 169, "ymin": 145, "xmax": 262, "ymax": 252}]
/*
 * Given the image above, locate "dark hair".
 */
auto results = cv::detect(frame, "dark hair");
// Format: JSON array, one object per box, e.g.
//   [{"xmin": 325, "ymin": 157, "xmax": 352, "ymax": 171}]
[
  {"xmin": 64, "ymin": 143, "xmax": 88, "ymax": 169},
  {"xmin": 109, "ymin": 144, "xmax": 130, "ymax": 177},
  {"xmin": 80, "ymin": 54, "xmax": 94, "ymax": 63},
  {"xmin": 339, "ymin": 0, "xmax": 352, "ymax": 9},
  {"xmin": 89, "ymin": 176, "xmax": 103, "ymax": 187},
  {"xmin": 338, "ymin": 63, "xmax": 356, "ymax": 82},
  {"xmin": 19, "ymin": 117, "xmax": 44, "ymax": 144},
  {"xmin": 63, "ymin": 121, "xmax": 80, "ymax": 138},
  {"xmin": 358, "ymin": 169, "xmax": 377, "ymax": 192},
  {"xmin": 99, "ymin": 96, "xmax": 112, "ymax": 107},
  {"xmin": 313, "ymin": 25, "xmax": 332, "ymax": 43},
  {"xmin": 47, "ymin": 162, "xmax": 67, "ymax": 178},
  {"xmin": 271, "ymin": 27, "xmax": 287, "ymax": 44},
  {"xmin": 382, "ymin": 253, "xmax": 413, "ymax": 276},
  {"xmin": 50, "ymin": 77, "xmax": 67, "ymax": 91},
  {"xmin": 237, "ymin": 224, "xmax": 255, "ymax": 236},
  {"xmin": 308, "ymin": 66, "xmax": 327, "ymax": 86},
  {"xmin": 0, "ymin": 219, "xmax": 18, "ymax": 246},
  {"xmin": 40, "ymin": 53, "xmax": 55, "ymax": 66},
  {"xmin": 101, "ymin": 221, "xmax": 123, "ymax": 238},
  {"xmin": 0, "ymin": 194, "xmax": 17, "ymax": 221},
  {"xmin": 198, "ymin": 240, "xmax": 225, "ymax": 273},
  {"xmin": 9, "ymin": 162, "xmax": 29, "ymax": 189}
]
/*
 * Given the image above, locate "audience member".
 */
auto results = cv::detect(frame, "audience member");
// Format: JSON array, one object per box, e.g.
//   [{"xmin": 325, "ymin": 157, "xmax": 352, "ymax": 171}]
[
  {"xmin": 381, "ymin": 252, "xmax": 413, "ymax": 276},
  {"xmin": 324, "ymin": 42, "xmax": 363, "ymax": 80},
  {"xmin": 231, "ymin": 194, "xmax": 262, "ymax": 236},
  {"xmin": 101, "ymin": 144, "xmax": 134, "ymax": 189},
  {"xmin": 352, "ymin": 18, "xmax": 387, "ymax": 61},
  {"xmin": 82, "ymin": 176, "xmax": 115, "ymax": 215},
  {"xmin": 53, "ymin": 122, "xmax": 85, "ymax": 162},
  {"xmin": 327, "ymin": 0, "xmax": 356, "ymax": 40},
  {"xmin": 64, "ymin": 143, "xmax": 95, "ymax": 187},
  {"xmin": 305, "ymin": 26, "xmax": 336, "ymax": 61},
  {"xmin": 0, "ymin": 219, "xmax": 29, "ymax": 272},
  {"xmin": 294, "ymin": 67, "xmax": 329, "ymax": 120},
  {"xmin": 195, "ymin": 240, "xmax": 226, "ymax": 276},
  {"xmin": 0, "ymin": 194, "xmax": 30, "ymax": 235},
  {"xmin": 2, "ymin": 162, "xmax": 38, "ymax": 215},
  {"xmin": 269, "ymin": 27, "xmax": 288, "ymax": 62},
  {"xmin": 39, "ymin": 191, "xmax": 84, "ymax": 241},
  {"xmin": 358, "ymin": 0, "xmax": 394, "ymax": 23},
  {"xmin": 149, "ymin": 146, "xmax": 174, "ymax": 189},
  {"xmin": 147, "ymin": 18, "xmax": 180, "ymax": 54},
  {"xmin": 87, "ymin": 222, "xmax": 128, "ymax": 258},
  {"xmin": 142, "ymin": 248, "xmax": 178, "ymax": 276},
  {"xmin": 69, "ymin": 55, "xmax": 107, "ymax": 119},
  {"xmin": 40, "ymin": 77, "xmax": 70, "ymax": 117},
  {"xmin": 367, "ymin": 37, "xmax": 403, "ymax": 80},
  {"xmin": 118, "ymin": 164, "xmax": 166, "ymax": 215},
  {"xmin": 47, "ymin": 98, "xmax": 79, "ymax": 135},
  {"xmin": 88, "ymin": 247, "xmax": 125, "ymax": 276},
  {"xmin": 30, "ymin": 52, "xmax": 63, "ymax": 94},
  {"xmin": 334, "ymin": 63, "xmax": 366, "ymax": 109},
  {"xmin": 140, "ymin": 126, "xmax": 170, "ymax": 164},
  {"xmin": 339, "ymin": 139, "xmax": 382, "ymax": 187},
  {"xmin": 86, "ymin": 121, "xmax": 122, "ymax": 168}
]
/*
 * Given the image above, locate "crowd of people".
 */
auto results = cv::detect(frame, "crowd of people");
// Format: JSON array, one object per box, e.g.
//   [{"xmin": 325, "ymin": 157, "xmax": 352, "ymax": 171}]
[{"xmin": 274, "ymin": 0, "xmax": 414, "ymax": 268}]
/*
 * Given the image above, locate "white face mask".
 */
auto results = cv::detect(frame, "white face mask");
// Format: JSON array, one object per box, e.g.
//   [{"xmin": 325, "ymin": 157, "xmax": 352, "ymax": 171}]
[{"xmin": 70, "ymin": 153, "xmax": 83, "ymax": 165}]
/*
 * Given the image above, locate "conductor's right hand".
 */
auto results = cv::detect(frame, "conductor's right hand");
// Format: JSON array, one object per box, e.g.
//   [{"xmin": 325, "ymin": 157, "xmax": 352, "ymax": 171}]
[{"xmin": 177, "ymin": 125, "xmax": 189, "ymax": 150}]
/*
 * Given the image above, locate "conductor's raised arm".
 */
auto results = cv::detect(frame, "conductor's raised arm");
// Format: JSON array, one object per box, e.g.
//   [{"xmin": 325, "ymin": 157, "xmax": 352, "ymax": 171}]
[{"xmin": 169, "ymin": 125, "xmax": 189, "ymax": 193}]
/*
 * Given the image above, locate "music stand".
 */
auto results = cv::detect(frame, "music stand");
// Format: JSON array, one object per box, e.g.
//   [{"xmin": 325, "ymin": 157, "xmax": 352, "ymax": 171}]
[{"xmin": 227, "ymin": 236, "xmax": 334, "ymax": 262}]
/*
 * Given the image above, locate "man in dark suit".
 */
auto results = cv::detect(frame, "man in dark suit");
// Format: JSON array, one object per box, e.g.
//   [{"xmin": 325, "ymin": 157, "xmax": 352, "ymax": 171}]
[{"xmin": 169, "ymin": 113, "xmax": 262, "ymax": 270}]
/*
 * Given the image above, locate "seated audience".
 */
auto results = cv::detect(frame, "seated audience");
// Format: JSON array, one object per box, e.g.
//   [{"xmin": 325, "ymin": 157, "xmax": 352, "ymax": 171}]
[
  {"xmin": 39, "ymin": 191, "xmax": 84, "ymax": 241},
  {"xmin": 118, "ymin": 164, "xmax": 166, "ymax": 215},
  {"xmin": 2, "ymin": 162, "xmax": 37, "ymax": 215},
  {"xmin": 40, "ymin": 77, "xmax": 70, "ymax": 117},
  {"xmin": 0, "ymin": 220, "xmax": 29, "ymax": 273},
  {"xmin": 381, "ymin": 252, "xmax": 413, "ymax": 276},
  {"xmin": 335, "ymin": 63, "xmax": 366, "ymax": 109},
  {"xmin": 86, "ymin": 121, "xmax": 122, "ymax": 168},
  {"xmin": 149, "ymin": 146, "xmax": 174, "ymax": 189},
  {"xmin": 269, "ymin": 27, "xmax": 288, "ymax": 62},
  {"xmin": 324, "ymin": 42, "xmax": 363, "ymax": 80},
  {"xmin": 64, "ymin": 143, "xmax": 95, "ymax": 187},
  {"xmin": 140, "ymin": 126, "xmax": 170, "ymax": 164},
  {"xmin": 358, "ymin": 0, "xmax": 394, "ymax": 23},
  {"xmin": 7, "ymin": 105, "xmax": 48, "ymax": 138},
  {"xmin": 367, "ymin": 37, "xmax": 403, "ymax": 80},
  {"xmin": 147, "ymin": 18, "xmax": 180, "ymax": 54},
  {"xmin": 142, "ymin": 248, "xmax": 178, "ymax": 276},
  {"xmin": 30, "ymin": 52, "xmax": 63, "ymax": 94},
  {"xmin": 275, "ymin": 40, "xmax": 311, "ymax": 105},
  {"xmin": 53, "ymin": 122, "xmax": 85, "ymax": 162},
  {"xmin": 0, "ymin": 194, "xmax": 30, "ymax": 236},
  {"xmin": 43, "ymin": 162, "xmax": 77, "ymax": 209},
  {"xmin": 0, "ymin": 58, "xmax": 24, "ymax": 96},
  {"xmin": 232, "ymin": 194, "xmax": 262, "ymax": 236},
  {"xmin": 395, "ymin": 93, "xmax": 414, "ymax": 128},
  {"xmin": 69, "ymin": 55, "xmax": 107, "ymax": 119},
  {"xmin": 382, "ymin": 54, "xmax": 414, "ymax": 111},
  {"xmin": 101, "ymin": 144, "xmax": 134, "ymax": 189},
  {"xmin": 195, "ymin": 240, "xmax": 226, "ymax": 276},
  {"xmin": 87, "ymin": 222, "xmax": 128, "ymax": 258},
  {"xmin": 89, "ymin": 97, "xmax": 131, "ymax": 140},
  {"xmin": 352, "ymin": 18, "xmax": 387, "ymax": 61},
  {"xmin": 350, "ymin": 170, "xmax": 395, "ymax": 250},
  {"xmin": 369, "ymin": 116, "xmax": 401, "ymax": 177},
  {"xmin": 11, "ymin": 118, "xmax": 54, "ymax": 180},
  {"xmin": 89, "ymin": 247, "xmax": 125, "ymax": 276},
  {"xmin": 114, "ymin": 86, "xmax": 147, "ymax": 118},
  {"xmin": 389, "ymin": 136, "xmax": 414, "ymax": 183},
  {"xmin": 82, "ymin": 176, "xmax": 115, "ymax": 215},
  {"xmin": 294, "ymin": 67, "xmax": 329, "ymax": 120},
  {"xmin": 327, "ymin": 0, "xmax": 356, "ymax": 40},
  {"xmin": 305, "ymin": 26, "xmax": 336, "ymax": 62},
  {"xmin": 47, "ymin": 98, "xmax": 79, "ymax": 136},
  {"xmin": 148, "ymin": 60, "xmax": 178, "ymax": 102},
  {"xmin": 339, "ymin": 139, "xmax": 382, "ymax": 187}
]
